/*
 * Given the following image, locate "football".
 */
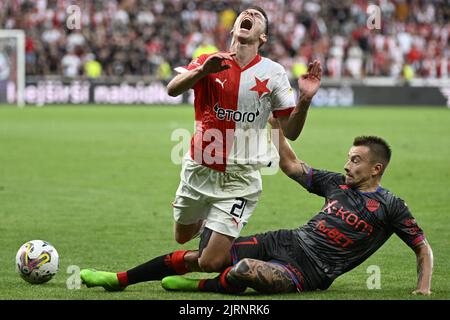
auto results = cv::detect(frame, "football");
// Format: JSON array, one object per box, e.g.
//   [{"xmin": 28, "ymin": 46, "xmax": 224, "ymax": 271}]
[{"xmin": 16, "ymin": 240, "xmax": 59, "ymax": 284}]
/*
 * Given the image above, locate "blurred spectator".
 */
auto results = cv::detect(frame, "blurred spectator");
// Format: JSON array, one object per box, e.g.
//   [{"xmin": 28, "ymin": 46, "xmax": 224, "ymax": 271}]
[
  {"xmin": 403, "ymin": 62, "xmax": 415, "ymax": 81},
  {"xmin": 345, "ymin": 40, "xmax": 364, "ymax": 78},
  {"xmin": 61, "ymin": 48, "xmax": 81, "ymax": 78},
  {"xmin": 0, "ymin": 0, "xmax": 448, "ymax": 80},
  {"xmin": 84, "ymin": 53, "xmax": 102, "ymax": 79},
  {"xmin": 193, "ymin": 35, "xmax": 219, "ymax": 59},
  {"xmin": 292, "ymin": 56, "xmax": 308, "ymax": 78},
  {"xmin": 157, "ymin": 60, "xmax": 172, "ymax": 81}
]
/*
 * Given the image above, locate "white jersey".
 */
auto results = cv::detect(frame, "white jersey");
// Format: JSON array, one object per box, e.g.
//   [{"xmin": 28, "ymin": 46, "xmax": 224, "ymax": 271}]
[{"xmin": 176, "ymin": 53, "xmax": 296, "ymax": 172}]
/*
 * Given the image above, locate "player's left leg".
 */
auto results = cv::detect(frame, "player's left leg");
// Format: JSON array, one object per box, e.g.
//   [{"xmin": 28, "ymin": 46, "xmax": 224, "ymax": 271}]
[
  {"xmin": 162, "ymin": 230, "xmax": 301, "ymax": 294},
  {"xmin": 227, "ymin": 258, "xmax": 297, "ymax": 293},
  {"xmin": 162, "ymin": 258, "xmax": 296, "ymax": 294},
  {"xmin": 174, "ymin": 220, "xmax": 205, "ymax": 244},
  {"xmin": 195, "ymin": 194, "xmax": 259, "ymax": 272},
  {"xmin": 80, "ymin": 250, "xmax": 201, "ymax": 291},
  {"xmin": 197, "ymin": 230, "xmax": 234, "ymax": 272}
]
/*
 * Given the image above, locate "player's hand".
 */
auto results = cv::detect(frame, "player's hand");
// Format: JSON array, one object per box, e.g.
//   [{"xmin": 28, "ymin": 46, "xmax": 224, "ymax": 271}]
[
  {"xmin": 200, "ymin": 52, "xmax": 236, "ymax": 75},
  {"xmin": 298, "ymin": 59, "xmax": 322, "ymax": 99},
  {"xmin": 412, "ymin": 289, "xmax": 432, "ymax": 296}
]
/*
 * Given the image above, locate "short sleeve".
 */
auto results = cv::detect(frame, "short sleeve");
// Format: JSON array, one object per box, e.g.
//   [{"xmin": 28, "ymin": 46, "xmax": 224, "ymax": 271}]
[
  {"xmin": 390, "ymin": 199, "xmax": 425, "ymax": 249},
  {"xmin": 305, "ymin": 168, "xmax": 345, "ymax": 197},
  {"xmin": 271, "ymin": 72, "xmax": 296, "ymax": 118},
  {"xmin": 174, "ymin": 54, "xmax": 210, "ymax": 74},
  {"xmin": 173, "ymin": 54, "xmax": 210, "ymax": 91}
]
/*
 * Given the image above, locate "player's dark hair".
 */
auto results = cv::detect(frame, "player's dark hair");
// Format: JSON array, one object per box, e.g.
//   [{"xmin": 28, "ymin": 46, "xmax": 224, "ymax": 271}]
[{"xmin": 353, "ymin": 136, "xmax": 392, "ymax": 174}]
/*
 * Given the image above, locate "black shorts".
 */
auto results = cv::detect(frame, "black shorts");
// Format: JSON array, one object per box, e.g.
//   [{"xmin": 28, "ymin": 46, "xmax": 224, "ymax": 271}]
[{"xmin": 230, "ymin": 229, "xmax": 329, "ymax": 292}]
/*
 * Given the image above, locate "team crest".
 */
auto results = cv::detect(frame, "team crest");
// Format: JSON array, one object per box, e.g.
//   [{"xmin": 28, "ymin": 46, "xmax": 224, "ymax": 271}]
[{"xmin": 366, "ymin": 199, "xmax": 380, "ymax": 212}]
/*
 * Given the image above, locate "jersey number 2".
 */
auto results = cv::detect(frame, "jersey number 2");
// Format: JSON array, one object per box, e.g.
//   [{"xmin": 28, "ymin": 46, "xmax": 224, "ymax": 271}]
[{"xmin": 230, "ymin": 198, "xmax": 247, "ymax": 219}]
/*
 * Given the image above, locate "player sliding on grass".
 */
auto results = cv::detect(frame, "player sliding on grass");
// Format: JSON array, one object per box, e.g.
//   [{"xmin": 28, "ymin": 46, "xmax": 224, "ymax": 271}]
[
  {"xmin": 81, "ymin": 120, "xmax": 433, "ymax": 295},
  {"xmin": 163, "ymin": 5, "xmax": 320, "ymax": 273},
  {"xmin": 162, "ymin": 6, "xmax": 322, "ymax": 273},
  {"xmin": 81, "ymin": 5, "xmax": 322, "ymax": 287}
]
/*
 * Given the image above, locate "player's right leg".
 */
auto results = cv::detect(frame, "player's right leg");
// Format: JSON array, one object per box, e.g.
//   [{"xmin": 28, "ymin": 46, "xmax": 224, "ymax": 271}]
[
  {"xmin": 174, "ymin": 220, "xmax": 205, "ymax": 244},
  {"xmin": 172, "ymin": 174, "xmax": 210, "ymax": 244},
  {"xmin": 80, "ymin": 269, "xmax": 124, "ymax": 292}
]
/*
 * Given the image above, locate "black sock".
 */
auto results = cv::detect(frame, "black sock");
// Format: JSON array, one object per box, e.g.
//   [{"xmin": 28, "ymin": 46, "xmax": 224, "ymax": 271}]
[
  {"xmin": 199, "ymin": 267, "xmax": 246, "ymax": 294},
  {"xmin": 126, "ymin": 251, "xmax": 189, "ymax": 285},
  {"xmin": 200, "ymin": 277, "xmax": 223, "ymax": 292}
]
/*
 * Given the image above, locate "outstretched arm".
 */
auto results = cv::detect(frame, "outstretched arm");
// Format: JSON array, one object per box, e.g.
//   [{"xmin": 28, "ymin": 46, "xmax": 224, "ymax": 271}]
[
  {"xmin": 412, "ymin": 240, "xmax": 433, "ymax": 295},
  {"xmin": 277, "ymin": 60, "xmax": 321, "ymax": 141},
  {"xmin": 270, "ymin": 117, "xmax": 311, "ymax": 188}
]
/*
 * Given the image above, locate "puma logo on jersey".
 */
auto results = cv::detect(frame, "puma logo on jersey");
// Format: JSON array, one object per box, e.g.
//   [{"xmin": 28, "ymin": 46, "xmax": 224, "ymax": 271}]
[
  {"xmin": 215, "ymin": 78, "xmax": 227, "ymax": 89},
  {"xmin": 213, "ymin": 103, "xmax": 260, "ymax": 123}
]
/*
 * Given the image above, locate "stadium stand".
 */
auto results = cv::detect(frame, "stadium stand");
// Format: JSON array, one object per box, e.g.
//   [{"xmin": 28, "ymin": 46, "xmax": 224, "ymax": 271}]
[{"xmin": 0, "ymin": 0, "xmax": 448, "ymax": 80}]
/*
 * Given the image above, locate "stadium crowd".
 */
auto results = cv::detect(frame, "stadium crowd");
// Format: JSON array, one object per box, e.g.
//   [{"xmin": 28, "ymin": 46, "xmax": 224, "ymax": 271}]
[{"xmin": 0, "ymin": 0, "xmax": 448, "ymax": 80}]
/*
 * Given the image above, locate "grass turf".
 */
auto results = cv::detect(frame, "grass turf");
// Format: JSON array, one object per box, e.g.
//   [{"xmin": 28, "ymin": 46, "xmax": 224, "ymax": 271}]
[{"xmin": 0, "ymin": 105, "xmax": 449, "ymax": 300}]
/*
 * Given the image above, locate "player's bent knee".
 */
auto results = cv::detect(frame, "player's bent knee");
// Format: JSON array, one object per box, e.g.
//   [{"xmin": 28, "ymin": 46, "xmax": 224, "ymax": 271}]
[
  {"xmin": 174, "ymin": 234, "xmax": 191, "ymax": 245},
  {"xmin": 198, "ymin": 256, "xmax": 225, "ymax": 272},
  {"xmin": 198, "ymin": 260, "xmax": 221, "ymax": 272}
]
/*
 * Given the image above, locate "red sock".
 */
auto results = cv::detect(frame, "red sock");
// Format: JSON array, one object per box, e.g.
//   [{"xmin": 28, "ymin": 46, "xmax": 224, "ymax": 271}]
[
  {"xmin": 219, "ymin": 266, "xmax": 244, "ymax": 293},
  {"xmin": 198, "ymin": 279, "xmax": 207, "ymax": 291},
  {"xmin": 116, "ymin": 271, "xmax": 128, "ymax": 287},
  {"xmin": 170, "ymin": 250, "xmax": 190, "ymax": 274}
]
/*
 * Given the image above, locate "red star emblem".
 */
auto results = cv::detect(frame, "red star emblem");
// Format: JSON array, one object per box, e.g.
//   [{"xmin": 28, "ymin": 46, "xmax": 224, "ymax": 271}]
[{"xmin": 250, "ymin": 77, "xmax": 271, "ymax": 97}]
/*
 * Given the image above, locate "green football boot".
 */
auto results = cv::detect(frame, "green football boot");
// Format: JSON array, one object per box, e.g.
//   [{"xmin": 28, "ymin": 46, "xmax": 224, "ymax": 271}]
[
  {"xmin": 80, "ymin": 269, "xmax": 124, "ymax": 292},
  {"xmin": 161, "ymin": 275, "xmax": 200, "ymax": 291}
]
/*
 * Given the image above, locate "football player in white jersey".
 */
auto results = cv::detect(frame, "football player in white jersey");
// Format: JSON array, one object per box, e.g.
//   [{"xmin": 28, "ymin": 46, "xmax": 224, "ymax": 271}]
[
  {"xmin": 167, "ymin": 5, "xmax": 322, "ymax": 273},
  {"xmin": 79, "ymin": 6, "xmax": 322, "ymax": 291}
]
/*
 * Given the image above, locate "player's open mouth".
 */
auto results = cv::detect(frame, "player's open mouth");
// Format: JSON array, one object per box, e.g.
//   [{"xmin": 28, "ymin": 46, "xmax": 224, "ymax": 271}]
[{"xmin": 240, "ymin": 18, "xmax": 253, "ymax": 31}]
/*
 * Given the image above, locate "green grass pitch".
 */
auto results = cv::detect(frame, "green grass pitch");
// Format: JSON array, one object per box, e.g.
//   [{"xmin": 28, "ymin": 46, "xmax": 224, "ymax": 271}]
[{"xmin": 0, "ymin": 105, "xmax": 449, "ymax": 300}]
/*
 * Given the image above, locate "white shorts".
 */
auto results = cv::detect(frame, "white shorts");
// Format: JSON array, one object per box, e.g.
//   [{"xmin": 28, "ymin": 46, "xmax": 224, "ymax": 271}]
[{"xmin": 172, "ymin": 156, "xmax": 262, "ymax": 238}]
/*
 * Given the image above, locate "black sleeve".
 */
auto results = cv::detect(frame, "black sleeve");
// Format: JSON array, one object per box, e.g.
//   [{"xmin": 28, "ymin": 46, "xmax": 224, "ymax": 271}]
[
  {"xmin": 304, "ymin": 168, "xmax": 346, "ymax": 198},
  {"xmin": 389, "ymin": 198, "xmax": 425, "ymax": 249}
]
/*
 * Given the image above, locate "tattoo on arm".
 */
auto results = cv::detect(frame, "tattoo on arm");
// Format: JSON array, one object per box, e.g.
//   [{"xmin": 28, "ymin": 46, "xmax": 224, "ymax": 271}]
[
  {"xmin": 414, "ymin": 240, "xmax": 433, "ymax": 292},
  {"xmin": 227, "ymin": 259, "xmax": 296, "ymax": 294},
  {"xmin": 416, "ymin": 255, "xmax": 425, "ymax": 287},
  {"xmin": 288, "ymin": 161, "xmax": 311, "ymax": 188},
  {"xmin": 415, "ymin": 241, "xmax": 427, "ymax": 286}
]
